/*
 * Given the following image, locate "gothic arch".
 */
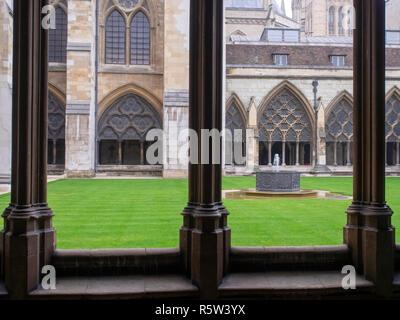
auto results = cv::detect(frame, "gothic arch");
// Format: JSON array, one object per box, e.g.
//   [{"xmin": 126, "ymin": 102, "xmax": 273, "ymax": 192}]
[
  {"xmin": 225, "ymin": 95, "xmax": 247, "ymax": 166},
  {"xmin": 385, "ymin": 87, "xmax": 400, "ymax": 142},
  {"xmin": 98, "ymin": 93, "xmax": 162, "ymax": 142},
  {"xmin": 258, "ymin": 81, "xmax": 315, "ymax": 143},
  {"xmin": 101, "ymin": 0, "xmax": 156, "ymax": 66},
  {"xmin": 325, "ymin": 91, "xmax": 354, "ymax": 142},
  {"xmin": 325, "ymin": 90, "xmax": 353, "ymax": 117},
  {"xmin": 325, "ymin": 91, "xmax": 354, "ymax": 166},
  {"xmin": 50, "ymin": 0, "xmax": 67, "ymax": 13},
  {"xmin": 48, "ymin": 90, "xmax": 66, "ymax": 141},
  {"xmin": 47, "ymin": 90, "xmax": 66, "ymax": 166},
  {"xmin": 98, "ymin": 83, "xmax": 162, "ymax": 118},
  {"xmin": 48, "ymin": 1, "xmax": 68, "ymax": 63},
  {"xmin": 48, "ymin": 83, "xmax": 66, "ymax": 106},
  {"xmin": 226, "ymin": 93, "xmax": 248, "ymax": 126}
]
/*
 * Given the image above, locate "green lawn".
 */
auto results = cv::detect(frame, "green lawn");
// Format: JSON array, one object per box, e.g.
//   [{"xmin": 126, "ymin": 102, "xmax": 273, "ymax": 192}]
[{"xmin": 0, "ymin": 177, "xmax": 399, "ymax": 248}]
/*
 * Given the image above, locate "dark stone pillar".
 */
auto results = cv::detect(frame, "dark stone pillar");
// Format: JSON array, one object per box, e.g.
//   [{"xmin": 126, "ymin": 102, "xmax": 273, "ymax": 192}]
[
  {"xmin": 344, "ymin": 0, "xmax": 395, "ymax": 295},
  {"xmin": 1, "ymin": 0, "xmax": 55, "ymax": 298},
  {"xmin": 180, "ymin": 0, "xmax": 230, "ymax": 298}
]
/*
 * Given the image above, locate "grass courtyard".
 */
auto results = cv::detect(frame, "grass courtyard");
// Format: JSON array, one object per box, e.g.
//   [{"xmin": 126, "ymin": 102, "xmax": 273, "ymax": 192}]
[{"xmin": 0, "ymin": 177, "xmax": 399, "ymax": 249}]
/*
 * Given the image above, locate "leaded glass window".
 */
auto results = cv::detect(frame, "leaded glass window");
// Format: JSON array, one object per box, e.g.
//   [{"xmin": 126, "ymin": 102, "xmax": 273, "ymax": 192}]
[
  {"xmin": 48, "ymin": 92, "xmax": 66, "ymax": 165},
  {"xmin": 49, "ymin": 7, "xmax": 67, "ymax": 63},
  {"xmin": 326, "ymin": 98, "xmax": 353, "ymax": 142},
  {"xmin": 105, "ymin": 10, "xmax": 126, "ymax": 64},
  {"xmin": 98, "ymin": 94, "xmax": 162, "ymax": 141},
  {"xmin": 258, "ymin": 88, "xmax": 312, "ymax": 143},
  {"xmin": 226, "ymin": 101, "xmax": 246, "ymax": 165},
  {"xmin": 338, "ymin": 7, "xmax": 344, "ymax": 36},
  {"xmin": 130, "ymin": 11, "xmax": 151, "ymax": 65},
  {"xmin": 329, "ymin": 6, "xmax": 335, "ymax": 35},
  {"xmin": 386, "ymin": 93, "xmax": 400, "ymax": 143}
]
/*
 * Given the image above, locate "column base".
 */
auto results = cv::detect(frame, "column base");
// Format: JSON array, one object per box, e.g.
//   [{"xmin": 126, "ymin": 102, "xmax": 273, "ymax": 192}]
[
  {"xmin": 310, "ymin": 164, "xmax": 332, "ymax": 175},
  {"xmin": 180, "ymin": 202, "xmax": 197, "ymax": 277},
  {"xmin": 345, "ymin": 202, "xmax": 395, "ymax": 296},
  {"xmin": 4, "ymin": 205, "xmax": 41, "ymax": 298},
  {"xmin": 65, "ymin": 170, "xmax": 95, "ymax": 178},
  {"xmin": 191, "ymin": 205, "xmax": 224, "ymax": 299}
]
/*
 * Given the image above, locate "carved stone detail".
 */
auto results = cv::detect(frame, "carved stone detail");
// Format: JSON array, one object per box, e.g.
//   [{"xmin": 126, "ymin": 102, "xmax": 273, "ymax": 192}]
[
  {"xmin": 258, "ymin": 88, "xmax": 312, "ymax": 143},
  {"xmin": 98, "ymin": 93, "xmax": 162, "ymax": 142}
]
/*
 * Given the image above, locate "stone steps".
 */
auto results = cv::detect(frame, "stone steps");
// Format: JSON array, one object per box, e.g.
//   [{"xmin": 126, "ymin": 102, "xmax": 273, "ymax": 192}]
[
  {"xmin": 218, "ymin": 271, "xmax": 375, "ymax": 299},
  {"xmin": 29, "ymin": 275, "xmax": 198, "ymax": 300}
]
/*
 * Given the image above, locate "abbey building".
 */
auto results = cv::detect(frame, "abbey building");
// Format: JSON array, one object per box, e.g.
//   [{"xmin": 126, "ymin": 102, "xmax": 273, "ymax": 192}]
[{"xmin": 0, "ymin": 0, "xmax": 399, "ymax": 179}]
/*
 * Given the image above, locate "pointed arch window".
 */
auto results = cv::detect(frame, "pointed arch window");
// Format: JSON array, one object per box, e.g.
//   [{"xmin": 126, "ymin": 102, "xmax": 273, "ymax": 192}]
[
  {"xmin": 338, "ymin": 7, "xmax": 344, "ymax": 36},
  {"xmin": 325, "ymin": 97, "xmax": 354, "ymax": 166},
  {"xmin": 49, "ymin": 7, "xmax": 67, "ymax": 63},
  {"xmin": 258, "ymin": 87, "xmax": 313, "ymax": 166},
  {"xmin": 98, "ymin": 94, "xmax": 162, "ymax": 165},
  {"xmin": 48, "ymin": 92, "xmax": 66, "ymax": 166},
  {"xmin": 130, "ymin": 11, "xmax": 151, "ymax": 65},
  {"xmin": 105, "ymin": 10, "xmax": 126, "ymax": 64},
  {"xmin": 328, "ymin": 6, "xmax": 335, "ymax": 36},
  {"xmin": 385, "ymin": 92, "xmax": 400, "ymax": 166},
  {"xmin": 225, "ymin": 100, "xmax": 247, "ymax": 166}
]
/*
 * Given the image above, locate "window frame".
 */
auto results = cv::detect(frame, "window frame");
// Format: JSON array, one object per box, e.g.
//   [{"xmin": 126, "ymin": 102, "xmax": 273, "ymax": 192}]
[
  {"xmin": 273, "ymin": 54, "xmax": 288, "ymax": 66},
  {"xmin": 330, "ymin": 55, "xmax": 345, "ymax": 68}
]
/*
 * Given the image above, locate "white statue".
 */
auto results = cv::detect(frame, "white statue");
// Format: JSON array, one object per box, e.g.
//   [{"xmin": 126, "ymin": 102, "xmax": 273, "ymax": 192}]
[{"xmin": 273, "ymin": 154, "xmax": 280, "ymax": 172}]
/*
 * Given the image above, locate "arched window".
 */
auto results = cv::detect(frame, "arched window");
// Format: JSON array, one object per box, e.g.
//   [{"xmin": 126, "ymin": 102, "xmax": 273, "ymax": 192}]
[
  {"xmin": 225, "ymin": 100, "xmax": 246, "ymax": 166},
  {"xmin": 48, "ymin": 92, "xmax": 66, "ymax": 166},
  {"xmin": 347, "ymin": 7, "xmax": 353, "ymax": 36},
  {"xmin": 328, "ymin": 6, "xmax": 335, "ymax": 36},
  {"xmin": 98, "ymin": 94, "xmax": 162, "ymax": 165},
  {"xmin": 325, "ymin": 97, "xmax": 353, "ymax": 166},
  {"xmin": 105, "ymin": 10, "xmax": 126, "ymax": 64},
  {"xmin": 338, "ymin": 7, "xmax": 344, "ymax": 36},
  {"xmin": 386, "ymin": 92, "xmax": 400, "ymax": 166},
  {"xmin": 130, "ymin": 11, "xmax": 151, "ymax": 65},
  {"xmin": 49, "ymin": 7, "xmax": 67, "ymax": 63},
  {"xmin": 258, "ymin": 86, "xmax": 313, "ymax": 166}
]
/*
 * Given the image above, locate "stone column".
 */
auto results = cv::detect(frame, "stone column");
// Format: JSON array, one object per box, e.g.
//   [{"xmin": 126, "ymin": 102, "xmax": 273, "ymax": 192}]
[
  {"xmin": 246, "ymin": 99, "xmax": 258, "ymax": 172},
  {"xmin": 282, "ymin": 141, "xmax": 286, "ymax": 166},
  {"xmin": 53, "ymin": 140, "xmax": 57, "ymax": 165},
  {"xmin": 1, "ymin": 0, "xmax": 55, "ymax": 298},
  {"xmin": 118, "ymin": 141, "xmax": 122, "ymax": 165},
  {"xmin": 333, "ymin": 141, "xmax": 338, "ymax": 166},
  {"xmin": 296, "ymin": 140, "xmax": 300, "ymax": 166},
  {"xmin": 187, "ymin": 0, "xmax": 229, "ymax": 299},
  {"xmin": 344, "ymin": 0, "xmax": 394, "ymax": 296},
  {"xmin": 140, "ymin": 141, "xmax": 145, "ymax": 165},
  {"xmin": 163, "ymin": 0, "xmax": 190, "ymax": 179},
  {"xmin": 268, "ymin": 141, "xmax": 272, "ymax": 166},
  {"xmin": 346, "ymin": 140, "xmax": 351, "ymax": 166},
  {"xmin": 65, "ymin": 0, "xmax": 95, "ymax": 178}
]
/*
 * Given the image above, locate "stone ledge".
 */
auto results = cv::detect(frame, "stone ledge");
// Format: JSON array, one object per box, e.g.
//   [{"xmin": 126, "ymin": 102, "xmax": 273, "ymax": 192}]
[
  {"xmin": 67, "ymin": 42, "xmax": 92, "ymax": 52},
  {"xmin": 29, "ymin": 275, "xmax": 198, "ymax": 300},
  {"xmin": 218, "ymin": 271, "xmax": 375, "ymax": 298},
  {"xmin": 230, "ymin": 245, "xmax": 351, "ymax": 272},
  {"xmin": 66, "ymin": 100, "xmax": 91, "ymax": 115},
  {"xmin": 52, "ymin": 248, "xmax": 181, "ymax": 277}
]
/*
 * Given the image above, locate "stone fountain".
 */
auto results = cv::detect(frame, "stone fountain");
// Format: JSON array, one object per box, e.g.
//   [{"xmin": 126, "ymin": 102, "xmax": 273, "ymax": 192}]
[
  {"xmin": 223, "ymin": 154, "xmax": 350, "ymax": 200},
  {"xmin": 256, "ymin": 154, "xmax": 300, "ymax": 192}
]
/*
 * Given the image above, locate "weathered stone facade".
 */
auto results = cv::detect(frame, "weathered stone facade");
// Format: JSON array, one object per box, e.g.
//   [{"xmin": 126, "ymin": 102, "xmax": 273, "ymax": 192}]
[
  {"xmin": 0, "ymin": 0, "xmax": 399, "ymax": 178},
  {"xmin": 0, "ymin": 0, "xmax": 12, "ymax": 178}
]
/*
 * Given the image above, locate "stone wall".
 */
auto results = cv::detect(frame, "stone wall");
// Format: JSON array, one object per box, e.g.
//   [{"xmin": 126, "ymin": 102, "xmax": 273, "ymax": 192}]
[
  {"xmin": 162, "ymin": 0, "xmax": 189, "ymax": 177},
  {"xmin": 65, "ymin": 0, "xmax": 96, "ymax": 177},
  {"xmin": 0, "ymin": 0, "xmax": 12, "ymax": 177}
]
